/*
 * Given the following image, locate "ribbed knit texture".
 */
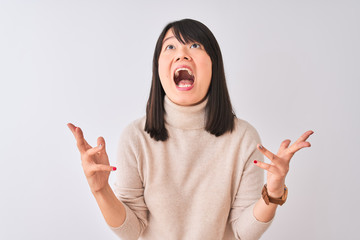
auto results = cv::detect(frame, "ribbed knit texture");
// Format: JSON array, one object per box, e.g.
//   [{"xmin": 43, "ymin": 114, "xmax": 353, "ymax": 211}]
[{"xmin": 110, "ymin": 96, "xmax": 272, "ymax": 240}]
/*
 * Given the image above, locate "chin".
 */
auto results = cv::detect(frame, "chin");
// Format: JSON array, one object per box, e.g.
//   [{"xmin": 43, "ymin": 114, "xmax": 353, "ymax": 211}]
[{"xmin": 172, "ymin": 96, "xmax": 203, "ymax": 106}]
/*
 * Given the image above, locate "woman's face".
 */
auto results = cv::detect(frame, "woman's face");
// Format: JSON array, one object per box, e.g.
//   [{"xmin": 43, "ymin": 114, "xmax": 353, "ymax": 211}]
[{"xmin": 158, "ymin": 29, "xmax": 212, "ymax": 106}]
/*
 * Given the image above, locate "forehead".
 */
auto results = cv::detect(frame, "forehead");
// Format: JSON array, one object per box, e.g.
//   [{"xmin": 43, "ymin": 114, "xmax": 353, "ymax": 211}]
[
  {"xmin": 162, "ymin": 28, "xmax": 192, "ymax": 46},
  {"xmin": 162, "ymin": 29, "xmax": 176, "ymax": 44}
]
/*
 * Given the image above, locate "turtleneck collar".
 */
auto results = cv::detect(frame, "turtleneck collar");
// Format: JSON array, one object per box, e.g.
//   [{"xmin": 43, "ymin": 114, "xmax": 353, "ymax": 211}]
[{"xmin": 164, "ymin": 95, "xmax": 207, "ymax": 130}]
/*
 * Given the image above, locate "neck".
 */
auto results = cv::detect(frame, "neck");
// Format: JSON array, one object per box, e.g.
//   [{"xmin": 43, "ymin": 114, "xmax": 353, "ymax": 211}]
[{"xmin": 164, "ymin": 95, "xmax": 207, "ymax": 130}]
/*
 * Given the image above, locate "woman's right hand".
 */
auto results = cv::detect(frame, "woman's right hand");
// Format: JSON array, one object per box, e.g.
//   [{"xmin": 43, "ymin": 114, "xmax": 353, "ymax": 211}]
[{"xmin": 67, "ymin": 123, "xmax": 116, "ymax": 193}]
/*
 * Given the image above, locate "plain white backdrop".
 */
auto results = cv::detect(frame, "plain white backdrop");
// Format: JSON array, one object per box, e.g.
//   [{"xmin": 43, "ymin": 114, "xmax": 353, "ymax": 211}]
[{"xmin": 1, "ymin": 0, "xmax": 359, "ymax": 239}]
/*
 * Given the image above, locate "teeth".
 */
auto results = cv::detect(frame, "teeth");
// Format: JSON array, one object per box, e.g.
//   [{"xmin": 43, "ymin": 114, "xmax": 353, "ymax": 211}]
[
  {"xmin": 175, "ymin": 67, "xmax": 193, "ymax": 78},
  {"xmin": 177, "ymin": 84, "xmax": 192, "ymax": 88}
]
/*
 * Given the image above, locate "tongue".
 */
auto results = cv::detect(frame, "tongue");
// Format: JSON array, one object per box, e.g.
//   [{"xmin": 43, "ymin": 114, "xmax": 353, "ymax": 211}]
[{"xmin": 177, "ymin": 80, "xmax": 193, "ymax": 86}]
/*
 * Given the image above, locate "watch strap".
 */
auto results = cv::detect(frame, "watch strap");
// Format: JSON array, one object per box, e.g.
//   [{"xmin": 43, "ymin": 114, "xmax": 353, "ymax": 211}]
[{"xmin": 262, "ymin": 184, "xmax": 288, "ymax": 206}]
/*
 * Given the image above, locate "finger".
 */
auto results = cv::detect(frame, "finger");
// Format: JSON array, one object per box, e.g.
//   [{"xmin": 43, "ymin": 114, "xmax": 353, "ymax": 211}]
[
  {"xmin": 74, "ymin": 126, "xmax": 90, "ymax": 153},
  {"xmin": 293, "ymin": 130, "xmax": 314, "ymax": 145},
  {"xmin": 67, "ymin": 123, "xmax": 76, "ymax": 135},
  {"xmin": 86, "ymin": 143, "xmax": 104, "ymax": 156},
  {"xmin": 253, "ymin": 160, "xmax": 276, "ymax": 173},
  {"xmin": 279, "ymin": 139, "xmax": 291, "ymax": 151},
  {"xmin": 97, "ymin": 137, "xmax": 106, "ymax": 154},
  {"xmin": 87, "ymin": 164, "xmax": 117, "ymax": 175},
  {"xmin": 298, "ymin": 141, "xmax": 311, "ymax": 148},
  {"xmin": 67, "ymin": 123, "xmax": 91, "ymax": 147},
  {"xmin": 289, "ymin": 130, "xmax": 314, "ymax": 153},
  {"xmin": 67, "ymin": 123, "xmax": 84, "ymax": 148},
  {"xmin": 257, "ymin": 144, "xmax": 278, "ymax": 162}
]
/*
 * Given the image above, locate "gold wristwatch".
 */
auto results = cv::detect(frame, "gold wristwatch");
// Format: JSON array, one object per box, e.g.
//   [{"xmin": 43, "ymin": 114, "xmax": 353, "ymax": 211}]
[{"xmin": 262, "ymin": 184, "xmax": 288, "ymax": 206}]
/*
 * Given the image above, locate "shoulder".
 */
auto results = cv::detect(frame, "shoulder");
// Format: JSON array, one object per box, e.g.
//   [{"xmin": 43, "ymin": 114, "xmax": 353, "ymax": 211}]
[
  {"xmin": 119, "ymin": 116, "xmax": 147, "ymax": 142},
  {"xmin": 233, "ymin": 117, "xmax": 262, "ymax": 144},
  {"xmin": 117, "ymin": 116, "xmax": 147, "ymax": 157},
  {"xmin": 231, "ymin": 118, "xmax": 264, "ymax": 164}
]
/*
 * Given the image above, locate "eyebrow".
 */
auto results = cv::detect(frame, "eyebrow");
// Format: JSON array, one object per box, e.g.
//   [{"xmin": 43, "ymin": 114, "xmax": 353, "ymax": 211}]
[{"xmin": 162, "ymin": 36, "xmax": 175, "ymax": 44}]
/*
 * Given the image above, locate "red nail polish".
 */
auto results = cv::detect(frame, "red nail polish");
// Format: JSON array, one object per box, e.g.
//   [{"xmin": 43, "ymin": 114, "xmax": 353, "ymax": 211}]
[
  {"xmin": 254, "ymin": 160, "xmax": 258, "ymax": 164},
  {"xmin": 112, "ymin": 167, "xmax": 117, "ymax": 171}
]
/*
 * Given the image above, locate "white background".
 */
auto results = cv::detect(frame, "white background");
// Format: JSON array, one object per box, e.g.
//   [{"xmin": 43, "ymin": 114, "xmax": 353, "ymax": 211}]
[{"xmin": 1, "ymin": 0, "xmax": 359, "ymax": 239}]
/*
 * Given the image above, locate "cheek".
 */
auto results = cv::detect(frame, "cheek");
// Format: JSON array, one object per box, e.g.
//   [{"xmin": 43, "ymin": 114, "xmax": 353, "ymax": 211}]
[
  {"xmin": 206, "ymin": 63, "xmax": 212, "ymax": 81},
  {"xmin": 158, "ymin": 59, "xmax": 171, "ymax": 92},
  {"xmin": 158, "ymin": 60, "xmax": 165, "ymax": 78},
  {"xmin": 158, "ymin": 56, "xmax": 171, "ymax": 79},
  {"xmin": 199, "ymin": 57, "xmax": 212, "ymax": 84}
]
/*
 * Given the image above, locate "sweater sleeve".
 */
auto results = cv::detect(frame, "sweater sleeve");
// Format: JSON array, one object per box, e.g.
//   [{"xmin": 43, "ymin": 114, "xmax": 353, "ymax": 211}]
[
  {"xmin": 109, "ymin": 122, "xmax": 148, "ymax": 239},
  {"xmin": 229, "ymin": 123, "xmax": 273, "ymax": 240}
]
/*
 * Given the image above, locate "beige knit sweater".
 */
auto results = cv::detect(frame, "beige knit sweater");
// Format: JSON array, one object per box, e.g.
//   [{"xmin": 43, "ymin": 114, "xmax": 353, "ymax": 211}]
[{"xmin": 110, "ymin": 96, "xmax": 272, "ymax": 240}]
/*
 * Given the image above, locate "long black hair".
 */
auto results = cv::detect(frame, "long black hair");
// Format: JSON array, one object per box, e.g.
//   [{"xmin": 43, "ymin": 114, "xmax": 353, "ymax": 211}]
[{"xmin": 145, "ymin": 19, "xmax": 235, "ymax": 141}]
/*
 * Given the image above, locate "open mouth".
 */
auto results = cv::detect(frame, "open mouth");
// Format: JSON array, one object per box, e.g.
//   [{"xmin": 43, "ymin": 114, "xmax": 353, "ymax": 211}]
[{"xmin": 173, "ymin": 68, "xmax": 195, "ymax": 88}]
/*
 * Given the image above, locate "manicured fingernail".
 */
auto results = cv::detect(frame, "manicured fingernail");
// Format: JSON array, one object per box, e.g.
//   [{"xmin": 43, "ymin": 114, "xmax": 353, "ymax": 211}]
[
  {"xmin": 112, "ymin": 167, "xmax": 117, "ymax": 171},
  {"xmin": 254, "ymin": 160, "xmax": 258, "ymax": 164},
  {"xmin": 259, "ymin": 145, "xmax": 263, "ymax": 149}
]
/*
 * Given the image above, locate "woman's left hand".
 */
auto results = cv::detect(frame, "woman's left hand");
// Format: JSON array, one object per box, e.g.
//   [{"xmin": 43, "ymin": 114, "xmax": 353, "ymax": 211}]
[{"xmin": 254, "ymin": 130, "xmax": 314, "ymax": 198}]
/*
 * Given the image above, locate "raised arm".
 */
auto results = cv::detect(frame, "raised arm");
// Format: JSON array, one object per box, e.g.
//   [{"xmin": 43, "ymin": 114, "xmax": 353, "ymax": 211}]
[
  {"xmin": 253, "ymin": 130, "xmax": 314, "ymax": 222},
  {"xmin": 67, "ymin": 123, "xmax": 126, "ymax": 227}
]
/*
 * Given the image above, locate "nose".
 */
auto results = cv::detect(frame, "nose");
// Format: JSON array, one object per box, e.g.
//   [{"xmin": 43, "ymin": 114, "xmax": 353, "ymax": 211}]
[
  {"xmin": 176, "ymin": 56, "xmax": 190, "ymax": 61},
  {"xmin": 175, "ymin": 47, "xmax": 191, "ymax": 62}
]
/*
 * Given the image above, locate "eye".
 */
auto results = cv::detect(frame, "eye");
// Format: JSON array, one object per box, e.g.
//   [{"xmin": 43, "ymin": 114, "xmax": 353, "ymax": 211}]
[
  {"xmin": 165, "ymin": 45, "xmax": 175, "ymax": 50},
  {"xmin": 190, "ymin": 43, "xmax": 201, "ymax": 49}
]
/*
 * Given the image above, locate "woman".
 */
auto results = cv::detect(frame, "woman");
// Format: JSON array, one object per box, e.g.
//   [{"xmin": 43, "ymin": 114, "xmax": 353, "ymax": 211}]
[{"xmin": 67, "ymin": 19, "xmax": 313, "ymax": 239}]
